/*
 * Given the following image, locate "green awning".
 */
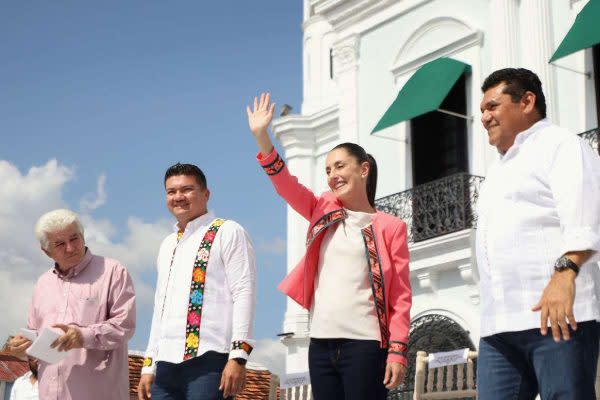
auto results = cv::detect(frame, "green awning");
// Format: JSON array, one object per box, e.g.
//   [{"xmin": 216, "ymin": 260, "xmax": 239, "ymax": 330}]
[
  {"xmin": 550, "ymin": 0, "xmax": 600, "ymax": 62},
  {"xmin": 372, "ymin": 57, "xmax": 471, "ymax": 134}
]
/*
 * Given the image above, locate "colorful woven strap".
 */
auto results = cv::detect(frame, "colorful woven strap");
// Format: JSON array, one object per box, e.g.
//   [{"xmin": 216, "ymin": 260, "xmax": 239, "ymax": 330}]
[
  {"xmin": 183, "ymin": 219, "xmax": 225, "ymax": 360},
  {"xmin": 361, "ymin": 225, "xmax": 390, "ymax": 348},
  {"xmin": 306, "ymin": 209, "xmax": 347, "ymax": 247},
  {"xmin": 231, "ymin": 340, "xmax": 254, "ymax": 355}
]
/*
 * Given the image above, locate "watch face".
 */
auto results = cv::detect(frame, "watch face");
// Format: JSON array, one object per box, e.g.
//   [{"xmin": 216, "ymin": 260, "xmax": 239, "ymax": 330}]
[
  {"xmin": 556, "ymin": 258, "xmax": 568, "ymax": 269},
  {"xmin": 554, "ymin": 256, "xmax": 579, "ymax": 275}
]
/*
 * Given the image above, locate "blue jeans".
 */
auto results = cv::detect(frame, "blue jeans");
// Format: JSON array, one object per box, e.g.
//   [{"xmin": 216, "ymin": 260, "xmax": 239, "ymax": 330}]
[
  {"xmin": 477, "ymin": 320, "xmax": 599, "ymax": 400},
  {"xmin": 151, "ymin": 351, "xmax": 232, "ymax": 400},
  {"xmin": 308, "ymin": 338, "xmax": 388, "ymax": 400}
]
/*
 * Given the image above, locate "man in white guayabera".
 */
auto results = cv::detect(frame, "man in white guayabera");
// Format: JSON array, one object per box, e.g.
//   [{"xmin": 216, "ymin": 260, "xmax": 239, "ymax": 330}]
[
  {"xmin": 138, "ymin": 163, "xmax": 256, "ymax": 400},
  {"xmin": 476, "ymin": 68, "xmax": 600, "ymax": 400}
]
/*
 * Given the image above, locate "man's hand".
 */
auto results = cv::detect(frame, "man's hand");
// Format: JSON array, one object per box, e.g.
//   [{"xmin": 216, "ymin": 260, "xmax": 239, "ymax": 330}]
[
  {"xmin": 51, "ymin": 324, "xmax": 84, "ymax": 351},
  {"xmin": 532, "ymin": 269, "xmax": 577, "ymax": 341},
  {"xmin": 7, "ymin": 335, "xmax": 32, "ymax": 359},
  {"xmin": 138, "ymin": 374, "xmax": 154, "ymax": 400},
  {"xmin": 383, "ymin": 361, "xmax": 406, "ymax": 390},
  {"xmin": 219, "ymin": 359, "xmax": 246, "ymax": 398}
]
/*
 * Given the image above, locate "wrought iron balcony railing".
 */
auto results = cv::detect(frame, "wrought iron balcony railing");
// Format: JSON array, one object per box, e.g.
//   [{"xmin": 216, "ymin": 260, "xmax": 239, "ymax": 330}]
[
  {"xmin": 578, "ymin": 127, "xmax": 599, "ymax": 154},
  {"xmin": 375, "ymin": 173, "xmax": 485, "ymax": 244}
]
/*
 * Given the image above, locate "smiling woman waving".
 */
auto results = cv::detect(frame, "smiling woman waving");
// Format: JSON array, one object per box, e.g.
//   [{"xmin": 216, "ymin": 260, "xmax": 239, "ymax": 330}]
[{"xmin": 246, "ymin": 93, "xmax": 412, "ymax": 400}]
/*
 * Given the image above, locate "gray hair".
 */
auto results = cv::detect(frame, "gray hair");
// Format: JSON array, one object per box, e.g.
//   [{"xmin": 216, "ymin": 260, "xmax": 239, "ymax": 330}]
[{"xmin": 34, "ymin": 209, "xmax": 85, "ymax": 250}]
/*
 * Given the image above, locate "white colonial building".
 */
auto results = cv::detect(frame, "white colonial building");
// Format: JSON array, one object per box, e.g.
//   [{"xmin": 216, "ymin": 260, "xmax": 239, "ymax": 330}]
[{"xmin": 273, "ymin": 0, "xmax": 600, "ymax": 397}]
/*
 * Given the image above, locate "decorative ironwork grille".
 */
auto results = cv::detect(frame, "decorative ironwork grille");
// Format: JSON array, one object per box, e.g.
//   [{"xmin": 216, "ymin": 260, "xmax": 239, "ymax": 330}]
[
  {"xmin": 375, "ymin": 173, "xmax": 484, "ymax": 243},
  {"xmin": 388, "ymin": 314, "xmax": 475, "ymax": 400},
  {"xmin": 578, "ymin": 127, "xmax": 599, "ymax": 155}
]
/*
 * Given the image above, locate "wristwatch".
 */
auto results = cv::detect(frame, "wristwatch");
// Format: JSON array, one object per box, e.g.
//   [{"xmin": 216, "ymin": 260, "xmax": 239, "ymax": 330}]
[
  {"xmin": 554, "ymin": 256, "xmax": 580, "ymax": 276},
  {"xmin": 232, "ymin": 357, "xmax": 247, "ymax": 366}
]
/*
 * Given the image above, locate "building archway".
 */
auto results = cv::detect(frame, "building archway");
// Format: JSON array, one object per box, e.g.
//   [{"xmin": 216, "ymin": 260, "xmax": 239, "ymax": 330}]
[{"xmin": 388, "ymin": 313, "xmax": 475, "ymax": 400}]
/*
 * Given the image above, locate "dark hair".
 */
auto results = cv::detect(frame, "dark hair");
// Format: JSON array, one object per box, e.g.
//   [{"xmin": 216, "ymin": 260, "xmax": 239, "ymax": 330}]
[
  {"xmin": 164, "ymin": 163, "xmax": 207, "ymax": 188},
  {"xmin": 481, "ymin": 68, "xmax": 546, "ymax": 118},
  {"xmin": 331, "ymin": 142, "xmax": 378, "ymax": 208},
  {"xmin": 28, "ymin": 358, "xmax": 38, "ymax": 378}
]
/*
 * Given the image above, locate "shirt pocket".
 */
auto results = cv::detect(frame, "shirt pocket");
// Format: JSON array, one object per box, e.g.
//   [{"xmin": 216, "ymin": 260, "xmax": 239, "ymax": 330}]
[{"xmin": 74, "ymin": 296, "xmax": 101, "ymax": 326}]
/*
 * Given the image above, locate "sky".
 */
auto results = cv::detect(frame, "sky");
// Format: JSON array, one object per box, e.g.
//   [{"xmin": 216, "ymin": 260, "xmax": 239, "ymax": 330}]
[{"xmin": 0, "ymin": 1, "xmax": 303, "ymax": 376}]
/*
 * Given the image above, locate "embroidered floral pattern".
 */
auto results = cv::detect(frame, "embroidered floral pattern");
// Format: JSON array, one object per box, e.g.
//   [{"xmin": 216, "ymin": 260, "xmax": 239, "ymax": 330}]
[
  {"xmin": 262, "ymin": 154, "xmax": 285, "ymax": 176},
  {"xmin": 192, "ymin": 269, "xmax": 205, "ymax": 282},
  {"xmin": 186, "ymin": 332, "xmax": 199, "ymax": 349},
  {"xmin": 142, "ymin": 357, "xmax": 153, "ymax": 368},
  {"xmin": 388, "ymin": 341, "xmax": 408, "ymax": 356},
  {"xmin": 187, "ymin": 312, "xmax": 200, "ymax": 325},
  {"xmin": 183, "ymin": 219, "xmax": 225, "ymax": 360},
  {"xmin": 191, "ymin": 289, "xmax": 203, "ymax": 305},
  {"xmin": 231, "ymin": 340, "xmax": 253, "ymax": 355},
  {"xmin": 361, "ymin": 225, "xmax": 390, "ymax": 348},
  {"xmin": 306, "ymin": 209, "xmax": 347, "ymax": 247}
]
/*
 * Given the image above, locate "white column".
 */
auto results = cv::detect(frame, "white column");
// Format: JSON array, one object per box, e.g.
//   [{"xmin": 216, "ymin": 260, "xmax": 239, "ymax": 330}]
[
  {"xmin": 332, "ymin": 34, "xmax": 360, "ymax": 142},
  {"xmin": 274, "ymin": 127, "xmax": 315, "ymax": 374},
  {"xmin": 519, "ymin": 0, "xmax": 558, "ymax": 122},
  {"xmin": 489, "ymin": 0, "xmax": 520, "ymax": 69}
]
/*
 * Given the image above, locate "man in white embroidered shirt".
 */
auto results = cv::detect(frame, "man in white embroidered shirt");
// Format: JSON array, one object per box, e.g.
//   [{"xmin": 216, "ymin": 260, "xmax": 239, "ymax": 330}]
[
  {"xmin": 138, "ymin": 163, "xmax": 256, "ymax": 400},
  {"xmin": 476, "ymin": 68, "xmax": 600, "ymax": 400}
]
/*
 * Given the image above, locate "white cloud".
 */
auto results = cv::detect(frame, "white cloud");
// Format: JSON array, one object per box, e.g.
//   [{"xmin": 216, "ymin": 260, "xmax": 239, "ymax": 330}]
[
  {"xmin": 79, "ymin": 174, "xmax": 107, "ymax": 213},
  {"xmin": 250, "ymin": 338, "xmax": 287, "ymax": 378},
  {"xmin": 0, "ymin": 159, "xmax": 168, "ymax": 344}
]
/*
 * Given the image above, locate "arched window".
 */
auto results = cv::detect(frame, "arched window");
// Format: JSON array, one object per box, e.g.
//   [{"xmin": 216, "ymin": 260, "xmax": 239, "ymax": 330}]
[{"xmin": 388, "ymin": 314, "xmax": 475, "ymax": 400}]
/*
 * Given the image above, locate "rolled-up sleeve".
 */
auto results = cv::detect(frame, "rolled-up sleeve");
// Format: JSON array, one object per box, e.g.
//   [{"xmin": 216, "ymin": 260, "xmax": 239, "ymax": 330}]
[
  {"xmin": 548, "ymin": 136, "xmax": 600, "ymax": 260},
  {"xmin": 220, "ymin": 221, "xmax": 256, "ymax": 360}
]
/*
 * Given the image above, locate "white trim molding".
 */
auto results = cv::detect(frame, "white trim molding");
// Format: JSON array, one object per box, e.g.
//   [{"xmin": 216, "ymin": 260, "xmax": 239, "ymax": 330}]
[
  {"xmin": 390, "ymin": 17, "xmax": 483, "ymax": 80},
  {"xmin": 332, "ymin": 34, "xmax": 360, "ymax": 76}
]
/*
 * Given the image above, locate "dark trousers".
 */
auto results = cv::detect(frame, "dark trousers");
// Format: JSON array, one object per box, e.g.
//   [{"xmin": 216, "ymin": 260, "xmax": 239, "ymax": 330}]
[
  {"xmin": 308, "ymin": 338, "xmax": 388, "ymax": 400},
  {"xmin": 151, "ymin": 351, "xmax": 232, "ymax": 400},
  {"xmin": 477, "ymin": 320, "xmax": 599, "ymax": 400}
]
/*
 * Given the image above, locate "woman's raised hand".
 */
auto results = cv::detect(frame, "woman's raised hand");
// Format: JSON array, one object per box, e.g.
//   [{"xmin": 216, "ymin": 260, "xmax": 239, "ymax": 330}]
[
  {"xmin": 247, "ymin": 92, "xmax": 275, "ymax": 137},
  {"xmin": 246, "ymin": 92, "xmax": 276, "ymax": 156}
]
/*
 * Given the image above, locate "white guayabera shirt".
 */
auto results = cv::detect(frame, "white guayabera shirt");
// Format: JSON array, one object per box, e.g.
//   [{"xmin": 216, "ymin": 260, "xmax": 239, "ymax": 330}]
[
  {"xmin": 476, "ymin": 119, "xmax": 600, "ymax": 337},
  {"xmin": 142, "ymin": 211, "xmax": 256, "ymax": 374}
]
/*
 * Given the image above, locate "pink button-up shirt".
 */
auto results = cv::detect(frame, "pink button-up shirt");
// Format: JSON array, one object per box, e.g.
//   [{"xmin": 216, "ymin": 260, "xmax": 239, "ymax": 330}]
[{"xmin": 27, "ymin": 249, "xmax": 136, "ymax": 400}]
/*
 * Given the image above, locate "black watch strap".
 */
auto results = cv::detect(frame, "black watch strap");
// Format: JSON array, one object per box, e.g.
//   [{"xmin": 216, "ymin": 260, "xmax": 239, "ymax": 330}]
[
  {"xmin": 232, "ymin": 357, "xmax": 247, "ymax": 366},
  {"xmin": 554, "ymin": 256, "xmax": 580, "ymax": 276}
]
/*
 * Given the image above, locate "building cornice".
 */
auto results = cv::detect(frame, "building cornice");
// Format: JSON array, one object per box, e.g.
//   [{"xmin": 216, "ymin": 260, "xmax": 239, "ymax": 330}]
[
  {"xmin": 308, "ymin": 0, "xmax": 434, "ymax": 33},
  {"xmin": 272, "ymin": 105, "xmax": 339, "ymax": 158}
]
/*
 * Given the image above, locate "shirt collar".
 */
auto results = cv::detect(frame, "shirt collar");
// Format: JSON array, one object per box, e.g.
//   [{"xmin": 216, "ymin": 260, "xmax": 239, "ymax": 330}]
[
  {"xmin": 173, "ymin": 211, "xmax": 216, "ymax": 238},
  {"xmin": 501, "ymin": 118, "xmax": 550, "ymax": 159},
  {"xmin": 53, "ymin": 247, "xmax": 93, "ymax": 279}
]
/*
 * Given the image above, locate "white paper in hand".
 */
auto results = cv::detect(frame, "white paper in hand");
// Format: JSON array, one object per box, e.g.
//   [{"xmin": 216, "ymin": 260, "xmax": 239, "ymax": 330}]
[
  {"xmin": 19, "ymin": 328, "xmax": 38, "ymax": 342},
  {"xmin": 25, "ymin": 328, "xmax": 71, "ymax": 364}
]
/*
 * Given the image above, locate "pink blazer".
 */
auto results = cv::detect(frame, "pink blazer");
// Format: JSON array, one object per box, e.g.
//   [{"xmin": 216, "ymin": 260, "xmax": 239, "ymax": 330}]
[{"xmin": 258, "ymin": 148, "xmax": 412, "ymax": 364}]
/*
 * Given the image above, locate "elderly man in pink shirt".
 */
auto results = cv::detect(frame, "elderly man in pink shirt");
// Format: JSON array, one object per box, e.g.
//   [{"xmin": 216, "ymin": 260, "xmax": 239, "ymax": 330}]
[{"xmin": 7, "ymin": 209, "xmax": 136, "ymax": 400}]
